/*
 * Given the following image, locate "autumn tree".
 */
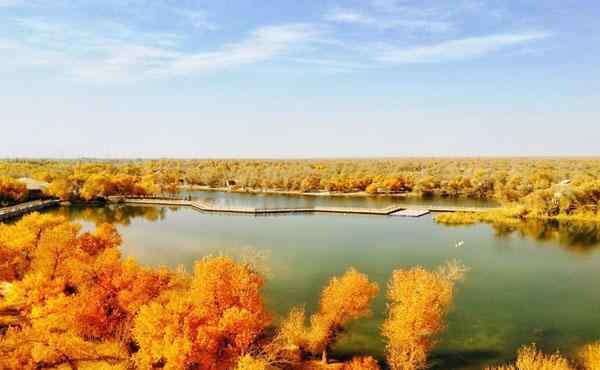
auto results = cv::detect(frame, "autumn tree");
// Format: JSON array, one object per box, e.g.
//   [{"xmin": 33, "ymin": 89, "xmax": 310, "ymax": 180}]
[
  {"xmin": 579, "ymin": 342, "xmax": 600, "ymax": 370},
  {"xmin": 132, "ymin": 256, "xmax": 270, "ymax": 369},
  {"xmin": 0, "ymin": 214, "xmax": 136, "ymax": 369},
  {"xmin": 276, "ymin": 268, "xmax": 379, "ymax": 364},
  {"xmin": 485, "ymin": 344, "xmax": 574, "ymax": 370},
  {"xmin": 46, "ymin": 178, "xmax": 75, "ymax": 200},
  {"xmin": 0, "ymin": 176, "xmax": 27, "ymax": 204},
  {"xmin": 342, "ymin": 356, "xmax": 381, "ymax": 370},
  {"xmin": 382, "ymin": 260, "xmax": 467, "ymax": 370}
]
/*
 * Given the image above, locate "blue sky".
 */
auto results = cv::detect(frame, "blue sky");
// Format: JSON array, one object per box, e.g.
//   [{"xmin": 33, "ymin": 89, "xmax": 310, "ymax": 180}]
[{"xmin": 1, "ymin": 0, "xmax": 599, "ymax": 158}]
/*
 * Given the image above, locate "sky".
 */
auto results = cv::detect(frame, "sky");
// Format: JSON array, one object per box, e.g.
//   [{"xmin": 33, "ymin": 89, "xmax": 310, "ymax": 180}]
[{"xmin": 1, "ymin": 0, "xmax": 599, "ymax": 158}]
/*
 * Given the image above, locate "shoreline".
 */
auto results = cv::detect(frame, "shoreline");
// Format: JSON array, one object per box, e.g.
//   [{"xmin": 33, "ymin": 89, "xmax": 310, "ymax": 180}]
[{"xmin": 179, "ymin": 185, "xmax": 418, "ymax": 198}]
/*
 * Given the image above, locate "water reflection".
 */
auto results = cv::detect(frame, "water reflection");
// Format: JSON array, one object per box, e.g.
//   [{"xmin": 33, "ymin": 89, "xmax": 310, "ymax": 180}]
[
  {"xmin": 54, "ymin": 204, "xmax": 169, "ymax": 226},
  {"xmin": 489, "ymin": 220, "xmax": 600, "ymax": 254}
]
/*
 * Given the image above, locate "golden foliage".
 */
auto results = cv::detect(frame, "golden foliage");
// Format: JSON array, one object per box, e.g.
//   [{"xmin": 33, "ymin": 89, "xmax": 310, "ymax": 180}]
[
  {"xmin": 234, "ymin": 354, "xmax": 270, "ymax": 370},
  {"xmin": 273, "ymin": 268, "xmax": 379, "ymax": 364},
  {"xmin": 579, "ymin": 342, "xmax": 600, "ymax": 370},
  {"xmin": 0, "ymin": 176, "xmax": 27, "ymax": 204},
  {"xmin": 485, "ymin": 344, "xmax": 574, "ymax": 370},
  {"xmin": 342, "ymin": 356, "xmax": 381, "ymax": 370},
  {"xmin": 307, "ymin": 267, "xmax": 379, "ymax": 360},
  {"xmin": 46, "ymin": 178, "xmax": 75, "ymax": 201},
  {"xmin": 0, "ymin": 214, "xmax": 133, "ymax": 369},
  {"xmin": 131, "ymin": 255, "xmax": 270, "ymax": 369},
  {"xmin": 5, "ymin": 157, "xmax": 600, "ymax": 200},
  {"xmin": 382, "ymin": 261, "xmax": 467, "ymax": 370}
]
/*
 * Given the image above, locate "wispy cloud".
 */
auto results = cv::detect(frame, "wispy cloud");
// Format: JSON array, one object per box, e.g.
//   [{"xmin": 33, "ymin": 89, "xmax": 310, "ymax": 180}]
[
  {"xmin": 0, "ymin": 18, "xmax": 321, "ymax": 82},
  {"xmin": 0, "ymin": 1, "xmax": 555, "ymax": 82},
  {"xmin": 325, "ymin": 9, "xmax": 375, "ymax": 25},
  {"xmin": 168, "ymin": 24, "xmax": 320, "ymax": 75},
  {"xmin": 324, "ymin": 8, "xmax": 452, "ymax": 33},
  {"xmin": 374, "ymin": 32, "xmax": 551, "ymax": 63},
  {"xmin": 284, "ymin": 57, "xmax": 373, "ymax": 74}
]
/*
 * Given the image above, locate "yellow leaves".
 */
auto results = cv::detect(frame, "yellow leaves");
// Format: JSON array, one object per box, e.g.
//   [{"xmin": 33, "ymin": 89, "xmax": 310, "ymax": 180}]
[
  {"xmin": 234, "ymin": 354, "xmax": 270, "ymax": 370},
  {"xmin": 382, "ymin": 261, "xmax": 467, "ymax": 370},
  {"xmin": 46, "ymin": 178, "xmax": 75, "ymax": 200},
  {"xmin": 132, "ymin": 256, "xmax": 270, "ymax": 369},
  {"xmin": 580, "ymin": 342, "xmax": 600, "ymax": 370},
  {"xmin": 32, "ymin": 221, "xmax": 81, "ymax": 279},
  {"xmin": 0, "ymin": 175, "xmax": 27, "ymax": 203},
  {"xmin": 278, "ymin": 306, "xmax": 307, "ymax": 350},
  {"xmin": 0, "ymin": 216, "xmax": 142, "ymax": 369},
  {"xmin": 78, "ymin": 223, "xmax": 121, "ymax": 256},
  {"xmin": 274, "ymin": 268, "xmax": 379, "ymax": 361},
  {"xmin": 342, "ymin": 356, "xmax": 381, "ymax": 370},
  {"xmin": 485, "ymin": 344, "xmax": 574, "ymax": 370},
  {"xmin": 52, "ymin": 172, "xmax": 161, "ymax": 201},
  {"xmin": 318, "ymin": 268, "xmax": 379, "ymax": 329}
]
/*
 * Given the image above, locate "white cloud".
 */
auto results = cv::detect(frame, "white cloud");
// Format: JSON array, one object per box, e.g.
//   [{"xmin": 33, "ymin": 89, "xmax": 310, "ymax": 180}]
[
  {"xmin": 324, "ymin": 8, "xmax": 452, "ymax": 33},
  {"xmin": 169, "ymin": 24, "xmax": 320, "ymax": 75},
  {"xmin": 325, "ymin": 9, "xmax": 375, "ymax": 25},
  {"xmin": 0, "ymin": 19, "xmax": 321, "ymax": 82},
  {"xmin": 375, "ymin": 32, "xmax": 551, "ymax": 63}
]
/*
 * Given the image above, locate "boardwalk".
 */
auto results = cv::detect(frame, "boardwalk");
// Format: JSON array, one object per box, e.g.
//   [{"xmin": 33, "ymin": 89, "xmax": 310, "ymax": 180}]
[
  {"xmin": 0, "ymin": 199, "xmax": 61, "ymax": 221},
  {"xmin": 115, "ymin": 197, "xmax": 494, "ymax": 217}
]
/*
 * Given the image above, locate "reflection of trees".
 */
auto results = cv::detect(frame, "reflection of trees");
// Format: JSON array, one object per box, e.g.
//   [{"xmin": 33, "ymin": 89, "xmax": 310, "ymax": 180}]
[
  {"xmin": 490, "ymin": 219, "xmax": 600, "ymax": 255},
  {"xmin": 55, "ymin": 205, "xmax": 169, "ymax": 226}
]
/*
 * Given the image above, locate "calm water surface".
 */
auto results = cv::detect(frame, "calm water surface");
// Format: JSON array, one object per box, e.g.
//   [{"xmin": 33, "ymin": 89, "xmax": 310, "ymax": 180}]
[
  {"xmin": 182, "ymin": 190, "xmax": 499, "ymax": 209},
  {"xmin": 47, "ymin": 193, "xmax": 600, "ymax": 369}
]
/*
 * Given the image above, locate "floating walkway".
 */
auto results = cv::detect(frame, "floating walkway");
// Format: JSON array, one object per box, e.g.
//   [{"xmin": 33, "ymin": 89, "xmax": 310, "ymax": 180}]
[
  {"xmin": 0, "ymin": 199, "xmax": 61, "ymax": 221},
  {"xmin": 390, "ymin": 209, "xmax": 431, "ymax": 217},
  {"xmin": 113, "ymin": 196, "xmax": 493, "ymax": 217}
]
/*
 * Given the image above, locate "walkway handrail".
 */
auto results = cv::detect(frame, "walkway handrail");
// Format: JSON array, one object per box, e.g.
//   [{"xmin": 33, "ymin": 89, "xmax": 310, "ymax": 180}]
[{"xmin": 118, "ymin": 196, "xmax": 495, "ymax": 216}]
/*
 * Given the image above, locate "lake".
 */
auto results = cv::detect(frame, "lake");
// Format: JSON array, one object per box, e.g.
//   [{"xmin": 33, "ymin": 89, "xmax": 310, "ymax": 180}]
[{"xmin": 46, "ymin": 191, "xmax": 600, "ymax": 369}]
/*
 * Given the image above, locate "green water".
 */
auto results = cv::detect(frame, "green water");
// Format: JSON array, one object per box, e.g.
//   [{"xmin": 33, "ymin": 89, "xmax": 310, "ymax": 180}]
[
  {"xmin": 182, "ymin": 190, "xmax": 499, "ymax": 209},
  {"xmin": 46, "ymin": 199, "xmax": 600, "ymax": 369}
]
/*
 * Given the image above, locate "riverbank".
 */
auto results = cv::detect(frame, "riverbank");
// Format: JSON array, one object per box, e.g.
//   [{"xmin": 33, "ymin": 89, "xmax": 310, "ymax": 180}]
[
  {"xmin": 179, "ymin": 184, "xmax": 414, "ymax": 198},
  {"xmin": 434, "ymin": 206, "xmax": 600, "ymax": 226}
]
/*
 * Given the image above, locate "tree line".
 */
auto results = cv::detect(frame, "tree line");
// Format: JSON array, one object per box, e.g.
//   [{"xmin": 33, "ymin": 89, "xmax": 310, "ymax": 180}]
[{"xmin": 3, "ymin": 158, "xmax": 600, "ymax": 203}]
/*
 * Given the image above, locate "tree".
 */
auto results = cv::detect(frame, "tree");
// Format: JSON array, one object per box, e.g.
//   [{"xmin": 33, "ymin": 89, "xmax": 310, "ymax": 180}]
[
  {"xmin": 0, "ymin": 214, "xmax": 131, "ymax": 369},
  {"xmin": 46, "ymin": 178, "xmax": 75, "ymax": 200},
  {"xmin": 579, "ymin": 342, "xmax": 600, "ymax": 370},
  {"xmin": 485, "ymin": 344, "xmax": 574, "ymax": 370},
  {"xmin": 0, "ymin": 176, "xmax": 27, "ymax": 204},
  {"xmin": 278, "ymin": 268, "xmax": 379, "ymax": 364},
  {"xmin": 343, "ymin": 356, "xmax": 381, "ymax": 370},
  {"xmin": 132, "ymin": 256, "xmax": 270, "ymax": 369},
  {"xmin": 382, "ymin": 261, "xmax": 467, "ymax": 370}
]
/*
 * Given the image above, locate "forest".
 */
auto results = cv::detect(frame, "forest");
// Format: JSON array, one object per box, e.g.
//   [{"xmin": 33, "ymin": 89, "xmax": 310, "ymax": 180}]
[
  {"xmin": 1, "ymin": 213, "xmax": 599, "ymax": 370},
  {"xmin": 2, "ymin": 158, "xmax": 600, "ymax": 221}
]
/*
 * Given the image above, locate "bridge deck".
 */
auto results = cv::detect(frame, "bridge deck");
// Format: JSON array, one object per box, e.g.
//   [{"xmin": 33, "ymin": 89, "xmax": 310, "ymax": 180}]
[
  {"xmin": 0, "ymin": 200, "xmax": 61, "ymax": 221},
  {"xmin": 117, "ymin": 197, "xmax": 493, "ymax": 216}
]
